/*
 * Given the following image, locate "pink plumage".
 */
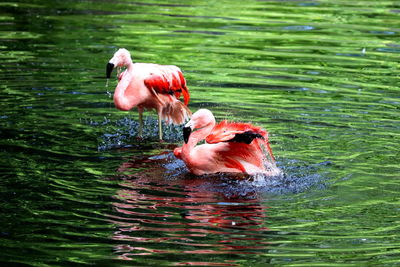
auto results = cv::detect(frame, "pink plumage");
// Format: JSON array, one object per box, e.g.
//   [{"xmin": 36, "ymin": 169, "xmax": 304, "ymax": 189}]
[
  {"xmin": 107, "ymin": 48, "xmax": 191, "ymax": 140},
  {"xmin": 174, "ymin": 109, "xmax": 279, "ymax": 176}
]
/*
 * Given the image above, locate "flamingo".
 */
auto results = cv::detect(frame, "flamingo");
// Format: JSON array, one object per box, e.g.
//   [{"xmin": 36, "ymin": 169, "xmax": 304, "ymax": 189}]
[
  {"xmin": 174, "ymin": 109, "xmax": 279, "ymax": 176},
  {"xmin": 106, "ymin": 48, "xmax": 191, "ymax": 140}
]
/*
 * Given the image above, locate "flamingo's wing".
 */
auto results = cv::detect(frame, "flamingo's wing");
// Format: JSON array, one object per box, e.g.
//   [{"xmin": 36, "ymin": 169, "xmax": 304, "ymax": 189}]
[
  {"xmin": 206, "ymin": 120, "xmax": 275, "ymax": 161},
  {"xmin": 227, "ymin": 131, "xmax": 265, "ymax": 144},
  {"xmin": 205, "ymin": 120, "xmax": 267, "ymax": 144},
  {"xmin": 143, "ymin": 65, "xmax": 190, "ymax": 105}
]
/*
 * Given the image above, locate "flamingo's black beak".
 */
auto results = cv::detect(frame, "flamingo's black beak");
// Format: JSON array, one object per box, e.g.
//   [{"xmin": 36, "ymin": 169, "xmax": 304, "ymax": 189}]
[
  {"xmin": 183, "ymin": 126, "xmax": 192, "ymax": 144},
  {"xmin": 106, "ymin": 62, "xmax": 114, "ymax": 78}
]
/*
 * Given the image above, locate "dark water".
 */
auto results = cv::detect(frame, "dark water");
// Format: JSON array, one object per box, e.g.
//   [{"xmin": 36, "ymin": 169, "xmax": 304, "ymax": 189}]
[{"xmin": 1, "ymin": 0, "xmax": 399, "ymax": 266}]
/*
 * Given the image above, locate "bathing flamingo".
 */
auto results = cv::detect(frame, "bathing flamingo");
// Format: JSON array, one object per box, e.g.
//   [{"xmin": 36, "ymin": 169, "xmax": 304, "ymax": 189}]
[
  {"xmin": 174, "ymin": 109, "xmax": 279, "ymax": 176},
  {"xmin": 106, "ymin": 48, "xmax": 191, "ymax": 140}
]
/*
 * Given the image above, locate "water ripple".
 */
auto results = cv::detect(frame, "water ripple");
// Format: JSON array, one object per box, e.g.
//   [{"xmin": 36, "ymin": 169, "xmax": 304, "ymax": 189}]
[{"xmin": 0, "ymin": 0, "xmax": 399, "ymax": 265}]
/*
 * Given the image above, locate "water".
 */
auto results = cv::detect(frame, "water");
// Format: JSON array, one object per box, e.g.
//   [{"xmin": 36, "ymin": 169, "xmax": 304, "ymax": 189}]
[{"xmin": 1, "ymin": 0, "xmax": 399, "ymax": 265}]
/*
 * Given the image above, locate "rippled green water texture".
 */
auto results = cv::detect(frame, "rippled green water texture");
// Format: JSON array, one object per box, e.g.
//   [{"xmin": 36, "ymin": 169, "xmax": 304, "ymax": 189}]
[{"xmin": 1, "ymin": 0, "xmax": 399, "ymax": 266}]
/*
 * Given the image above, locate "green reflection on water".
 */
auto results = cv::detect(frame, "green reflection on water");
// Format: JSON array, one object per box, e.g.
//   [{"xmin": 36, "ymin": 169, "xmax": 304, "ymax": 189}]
[{"xmin": 0, "ymin": 0, "xmax": 399, "ymax": 265}]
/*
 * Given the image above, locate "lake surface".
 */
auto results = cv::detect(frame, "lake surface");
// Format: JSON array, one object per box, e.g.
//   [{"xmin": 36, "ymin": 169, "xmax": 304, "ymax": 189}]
[{"xmin": 1, "ymin": 0, "xmax": 399, "ymax": 266}]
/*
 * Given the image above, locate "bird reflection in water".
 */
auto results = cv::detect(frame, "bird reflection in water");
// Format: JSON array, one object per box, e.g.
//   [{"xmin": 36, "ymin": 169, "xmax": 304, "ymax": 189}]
[{"xmin": 107, "ymin": 149, "xmax": 273, "ymax": 265}]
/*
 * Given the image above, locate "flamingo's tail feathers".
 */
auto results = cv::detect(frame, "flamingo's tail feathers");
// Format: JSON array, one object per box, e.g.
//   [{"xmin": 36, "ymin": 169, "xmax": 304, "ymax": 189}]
[
  {"xmin": 182, "ymin": 85, "xmax": 190, "ymax": 106},
  {"xmin": 177, "ymin": 71, "xmax": 190, "ymax": 106},
  {"xmin": 161, "ymin": 99, "xmax": 192, "ymax": 125}
]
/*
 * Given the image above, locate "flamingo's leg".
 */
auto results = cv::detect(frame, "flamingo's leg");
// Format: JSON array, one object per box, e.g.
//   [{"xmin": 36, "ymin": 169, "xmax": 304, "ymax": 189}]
[
  {"xmin": 138, "ymin": 107, "xmax": 144, "ymax": 138},
  {"xmin": 158, "ymin": 113, "xmax": 163, "ymax": 141}
]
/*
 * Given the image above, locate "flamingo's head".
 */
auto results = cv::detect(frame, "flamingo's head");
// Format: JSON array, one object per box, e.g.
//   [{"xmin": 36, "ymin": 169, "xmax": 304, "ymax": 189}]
[
  {"xmin": 183, "ymin": 109, "xmax": 215, "ymax": 144},
  {"xmin": 106, "ymin": 48, "xmax": 132, "ymax": 78}
]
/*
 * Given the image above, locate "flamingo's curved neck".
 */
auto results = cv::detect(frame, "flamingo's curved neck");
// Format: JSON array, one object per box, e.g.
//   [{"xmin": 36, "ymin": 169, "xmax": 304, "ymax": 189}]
[
  {"xmin": 113, "ymin": 61, "xmax": 137, "ymax": 111},
  {"xmin": 125, "ymin": 61, "xmax": 134, "ymax": 71},
  {"xmin": 182, "ymin": 121, "xmax": 215, "ymax": 154}
]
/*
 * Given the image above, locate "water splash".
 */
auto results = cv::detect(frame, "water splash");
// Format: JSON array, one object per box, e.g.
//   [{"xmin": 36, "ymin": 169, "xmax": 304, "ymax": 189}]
[
  {"xmin": 118, "ymin": 150, "xmax": 329, "ymax": 197},
  {"xmin": 185, "ymin": 160, "xmax": 329, "ymax": 196},
  {"xmin": 88, "ymin": 114, "xmax": 330, "ymax": 195},
  {"xmin": 85, "ymin": 116, "xmax": 185, "ymax": 151}
]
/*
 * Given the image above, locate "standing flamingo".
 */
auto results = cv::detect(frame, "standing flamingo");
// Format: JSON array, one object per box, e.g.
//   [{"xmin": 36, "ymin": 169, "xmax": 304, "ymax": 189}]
[
  {"xmin": 174, "ymin": 109, "xmax": 279, "ymax": 176},
  {"xmin": 106, "ymin": 48, "xmax": 191, "ymax": 140}
]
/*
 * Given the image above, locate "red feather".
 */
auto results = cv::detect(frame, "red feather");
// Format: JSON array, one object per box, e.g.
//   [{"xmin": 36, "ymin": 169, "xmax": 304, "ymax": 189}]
[
  {"xmin": 144, "ymin": 68, "xmax": 190, "ymax": 106},
  {"xmin": 206, "ymin": 120, "xmax": 275, "ymax": 162},
  {"xmin": 222, "ymin": 157, "xmax": 246, "ymax": 172},
  {"xmin": 216, "ymin": 142, "xmax": 265, "ymax": 170},
  {"xmin": 206, "ymin": 120, "xmax": 268, "ymax": 143}
]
